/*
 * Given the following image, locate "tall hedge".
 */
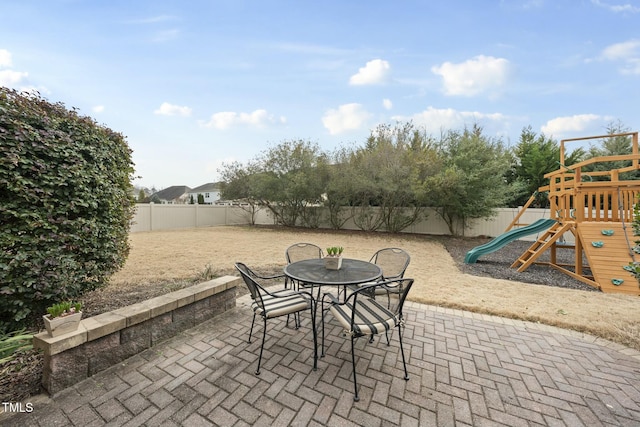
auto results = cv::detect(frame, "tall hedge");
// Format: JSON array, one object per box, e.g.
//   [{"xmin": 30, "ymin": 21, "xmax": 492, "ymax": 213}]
[{"xmin": 0, "ymin": 88, "xmax": 135, "ymax": 331}]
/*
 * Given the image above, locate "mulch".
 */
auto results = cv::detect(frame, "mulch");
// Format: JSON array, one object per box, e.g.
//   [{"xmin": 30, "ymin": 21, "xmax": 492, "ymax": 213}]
[{"xmin": 437, "ymin": 236, "xmax": 599, "ymax": 292}]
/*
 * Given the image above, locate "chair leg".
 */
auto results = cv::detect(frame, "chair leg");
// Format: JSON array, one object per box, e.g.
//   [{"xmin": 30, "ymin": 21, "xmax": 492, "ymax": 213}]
[
  {"xmin": 351, "ymin": 336, "xmax": 359, "ymax": 401},
  {"xmin": 398, "ymin": 324, "xmax": 409, "ymax": 381},
  {"xmin": 286, "ymin": 313, "xmax": 299, "ymax": 329},
  {"xmin": 321, "ymin": 302, "xmax": 326, "ymax": 357},
  {"xmin": 256, "ymin": 318, "xmax": 267, "ymax": 375},
  {"xmin": 249, "ymin": 313, "xmax": 256, "ymax": 343},
  {"xmin": 309, "ymin": 305, "xmax": 318, "ymax": 370}
]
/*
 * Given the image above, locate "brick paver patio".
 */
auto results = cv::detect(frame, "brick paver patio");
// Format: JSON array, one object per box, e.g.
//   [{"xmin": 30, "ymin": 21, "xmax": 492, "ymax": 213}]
[{"xmin": 3, "ymin": 293, "xmax": 640, "ymax": 426}]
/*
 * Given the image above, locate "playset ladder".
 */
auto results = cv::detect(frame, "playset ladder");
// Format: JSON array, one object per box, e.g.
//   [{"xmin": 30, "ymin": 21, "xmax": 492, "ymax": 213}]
[{"xmin": 511, "ymin": 222, "xmax": 574, "ymax": 272}]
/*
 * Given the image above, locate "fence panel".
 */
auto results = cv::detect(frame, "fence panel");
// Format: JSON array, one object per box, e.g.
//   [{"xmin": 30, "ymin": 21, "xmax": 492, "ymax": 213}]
[
  {"xmin": 130, "ymin": 204, "xmax": 254, "ymax": 232},
  {"xmin": 131, "ymin": 204, "xmax": 560, "ymax": 242}
]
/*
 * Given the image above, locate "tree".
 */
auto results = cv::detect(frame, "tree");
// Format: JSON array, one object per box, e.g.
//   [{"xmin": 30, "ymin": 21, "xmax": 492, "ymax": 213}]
[
  {"xmin": 0, "ymin": 88, "xmax": 135, "ymax": 331},
  {"xmin": 347, "ymin": 122, "xmax": 434, "ymax": 232},
  {"xmin": 220, "ymin": 140, "xmax": 329, "ymax": 227},
  {"xmin": 197, "ymin": 193, "xmax": 205, "ymax": 204},
  {"xmin": 424, "ymin": 125, "xmax": 514, "ymax": 235},
  {"xmin": 256, "ymin": 139, "xmax": 329, "ymax": 227},
  {"xmin": 507, "ymin": 126, "xmax": 585, "ymax": 207},
  {"xmin": 218, "ymin": 160, "xmax": 264, "ymax": 225},
  {"xmin": 583, "ymin": 121, "xmax": 638, "ymax": 181},
  {"xmin": 137, "ymin": 189, "xmax": 146, "ymax": 203},
  {"xmin": 324, "ymin": 146, "xmax": 356, "ymax": 229}
]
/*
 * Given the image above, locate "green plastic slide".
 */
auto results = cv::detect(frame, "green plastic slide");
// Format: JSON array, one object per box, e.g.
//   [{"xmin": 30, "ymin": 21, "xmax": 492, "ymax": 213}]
[{"xmin": 464, "ymin": 218, "xmax": 558, "ymax": 264}]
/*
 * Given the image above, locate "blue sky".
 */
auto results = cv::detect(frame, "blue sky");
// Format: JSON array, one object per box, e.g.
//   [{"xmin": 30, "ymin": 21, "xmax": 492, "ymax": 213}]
[{"xmin": 1, "ymin": 0, "xmax": 639, "ymax": 190}]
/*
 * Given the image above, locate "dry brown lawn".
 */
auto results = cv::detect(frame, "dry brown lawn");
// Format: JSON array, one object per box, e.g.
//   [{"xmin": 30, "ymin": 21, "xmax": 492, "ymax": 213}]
[{"xmin": 109, "ymin": 225, "xmax": 640, "ymax": 351}]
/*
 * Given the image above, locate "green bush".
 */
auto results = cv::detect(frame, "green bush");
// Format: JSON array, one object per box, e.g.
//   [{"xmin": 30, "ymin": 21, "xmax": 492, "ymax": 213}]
[{"xmin": 0, "ymin": 88, "xmax": 135, "ymax": 331}]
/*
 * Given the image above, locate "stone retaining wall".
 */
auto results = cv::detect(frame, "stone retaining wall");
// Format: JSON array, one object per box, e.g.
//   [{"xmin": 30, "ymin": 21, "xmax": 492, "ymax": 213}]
[{"xmin": 33, "ymin": 276, "xmax": 240, "ymax": 395}]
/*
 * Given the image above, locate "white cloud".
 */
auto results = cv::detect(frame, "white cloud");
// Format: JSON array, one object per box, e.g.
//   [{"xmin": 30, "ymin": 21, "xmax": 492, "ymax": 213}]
[
  {"xmin": 0, "ymin": 49, "xmax": 12, "ymax": 68},
  {"xmin": 349, "ymin": 59, "xmax": 391, "ymax": 85},
  {"xmin": 0, "ymin": 49, "xmax": 46, "ymax": 93},
  {"xmin": 0, "ymin": 69, "xmax": 28, "ymax": 87},
  {"xmin": 322, "ymin": 103, "xmax": 372, "ymax": 135},
  {"xmin": 382, "ymin": 98, "xmax": 393, "ymax": 110},
  {"xmin": 392, "ymin": 106, "xmax": 507, "ymax": 135},
  {"xmin": 591, "ymin": 0, "xmax": 640, "ymax": 13},
  {"xmin": 154, "ymin": 102, "xmax": 192, "ymax": 117},
  {"xmin": 602, "ymin": 39, "xmax": 640, "ymax": 60},
  {"xmin": 541, "ymin": 114, "xmax": 603, "ymax": 136},
  {"xmin": 600, "ymin": 39, "xmax": 640, "ymax": 74},
  {"xmin": 92, "ymin": 105, "xmax": 105, "ymax": 113},
  {"xmin": 202, "ymin": 109, "xmax": 286, "ymax": 130},
  {"xmin": 431, "ymin": 55, "xmax": 512, "ymax": 97}
]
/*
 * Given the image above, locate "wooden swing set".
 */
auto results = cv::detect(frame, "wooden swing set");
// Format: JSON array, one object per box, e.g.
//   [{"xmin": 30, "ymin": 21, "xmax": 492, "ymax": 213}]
[{"xmin": 506, "ymin": 131, "xmax": 640, "ymax": 296}]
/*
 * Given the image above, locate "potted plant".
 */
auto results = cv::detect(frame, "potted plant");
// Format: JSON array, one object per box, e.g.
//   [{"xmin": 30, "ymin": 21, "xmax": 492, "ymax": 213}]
[
  {"xmin": 325, "ymin": 246, "xmax": 344, "ymax": 270},
  {"xmin": 42, "ymin": 301, "xmax": 83, "ymax": 337}
]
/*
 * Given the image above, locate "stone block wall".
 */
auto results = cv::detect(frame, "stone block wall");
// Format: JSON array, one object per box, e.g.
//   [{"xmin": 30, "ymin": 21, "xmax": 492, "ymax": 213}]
[{"xmin": 33, "ymin": 276, "xmax": 239, "ymax": 395}]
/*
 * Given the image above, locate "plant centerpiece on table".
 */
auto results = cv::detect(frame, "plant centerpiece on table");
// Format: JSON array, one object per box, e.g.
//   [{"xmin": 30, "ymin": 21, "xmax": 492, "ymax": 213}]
[
  {"xmin": 325, "ymin": 246, "xmax": 344, "ymax": 270},
  {"xmin": 42, "ymin": 301, "xmax": 83, "ymax": 337}
]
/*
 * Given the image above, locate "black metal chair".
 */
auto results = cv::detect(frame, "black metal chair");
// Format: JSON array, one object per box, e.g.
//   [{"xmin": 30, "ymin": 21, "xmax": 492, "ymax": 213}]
[
  {"xmin": 285, "ymin": 243, "xmax": 324, "ymax": 287},
  {"xmin": 285, "ymin": 242, "xmax": 324, "ymax": 265},
  {"xmin": 351, "ymin": 248, "xmax": 410, "ymax": 306},
  {"xmin": 321, "ymin": 278, "xmax": 414, "ymax": 401},
  {"xmin": 284, "ymin": 243, "xmax": 324, "ymax": 326},
  {"xmin": 235, "ymin": 262, "xmax": 317, "ymax": 374}
]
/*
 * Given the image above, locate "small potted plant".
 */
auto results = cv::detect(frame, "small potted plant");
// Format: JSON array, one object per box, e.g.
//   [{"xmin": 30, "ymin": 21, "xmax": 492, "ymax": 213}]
[
  {"xmin": 325, "ymin": 246, "xmax": 344, "ymax": 270},
  {"xmin": 42, "ymin": 301, "xmax": 83, "ymax": 337}
]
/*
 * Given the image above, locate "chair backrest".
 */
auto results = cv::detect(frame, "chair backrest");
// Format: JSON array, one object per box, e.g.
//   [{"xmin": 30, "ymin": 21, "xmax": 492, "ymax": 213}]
[
  {"xmin": 286, "ymin": 243, "xmax": 324, "ymax": 264},
  {"xmin": 389, "ymin": 278, "xmax": 413, "ymax": 316},
  {"xmin": 370, "ymin": 248, "xmax": 410, "ymax": 280},
  {"xmin": 235, "ymin": 262, "xmax": 264, "ymax": 304}
]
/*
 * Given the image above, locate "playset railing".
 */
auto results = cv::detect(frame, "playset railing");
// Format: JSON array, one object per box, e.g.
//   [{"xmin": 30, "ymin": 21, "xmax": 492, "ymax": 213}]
[{"xmin": 546, "ymin": 130, "xmax": 640, "ymax": 224}]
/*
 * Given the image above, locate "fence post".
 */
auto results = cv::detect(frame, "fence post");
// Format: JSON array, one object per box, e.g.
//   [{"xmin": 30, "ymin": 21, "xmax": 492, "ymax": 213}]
[{"xmin": 149, "ymin": 203, "xmax": 154, "ymax": 231}]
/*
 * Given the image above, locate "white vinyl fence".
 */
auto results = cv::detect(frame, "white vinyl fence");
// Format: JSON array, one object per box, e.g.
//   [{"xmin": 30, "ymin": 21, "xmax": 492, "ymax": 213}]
[{"xmin": 131, "ymin": 204, "xmax": 562, "ymax": 242}]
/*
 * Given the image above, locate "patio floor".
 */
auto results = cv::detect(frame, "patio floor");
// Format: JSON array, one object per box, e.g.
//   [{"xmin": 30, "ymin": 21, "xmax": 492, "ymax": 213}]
[{"xmin": 3, "ymin": 292, "xmax": 640, "ymax": 426}]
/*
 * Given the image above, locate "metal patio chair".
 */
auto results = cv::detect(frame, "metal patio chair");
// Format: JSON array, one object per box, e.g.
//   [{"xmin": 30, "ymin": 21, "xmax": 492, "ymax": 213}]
[
  {"xmin": 235, "ymin": 262, "xmax": 317, "ymax": 374},
  {"xmin": 321, "ymin": 278, "xmax": 414, "ymax": 401},
  {"xmin": 285, "ymin": 242, "xmax": 324, "ymax": 265},
  {"xmin": 284, "ymin": 242, "xmax": 324, "ymax": 326},
  {"xmin": 351, "ymin": 247, "xmax": 410, "ymax": 307}
]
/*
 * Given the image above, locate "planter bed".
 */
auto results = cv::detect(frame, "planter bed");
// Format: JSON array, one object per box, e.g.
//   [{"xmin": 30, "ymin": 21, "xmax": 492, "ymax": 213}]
[{"xmin": 33, "ymin": 276, "xmax": 239, "ymax": 395}]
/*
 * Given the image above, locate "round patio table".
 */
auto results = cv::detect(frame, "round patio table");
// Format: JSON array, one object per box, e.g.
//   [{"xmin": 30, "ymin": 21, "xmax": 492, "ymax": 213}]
[
  {"xmin": 284, "ymin": 258, "xmax": 382, "ymax": 287},
  {"xmin": 284, "ymin": 258, "xmax": 383, "ymax": 368}
]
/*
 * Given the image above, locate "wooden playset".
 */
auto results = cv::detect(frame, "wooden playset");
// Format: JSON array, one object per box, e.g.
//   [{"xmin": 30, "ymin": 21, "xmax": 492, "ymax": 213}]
[{"xmin": 507, "ymin": 131, "xmax": 640, "ymax": 296}]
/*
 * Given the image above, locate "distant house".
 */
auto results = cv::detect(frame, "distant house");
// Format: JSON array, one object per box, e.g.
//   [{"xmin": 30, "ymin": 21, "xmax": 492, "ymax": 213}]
[
  {"xmin": 188, "ymin": 182, "xmax": 221, "ymax": 205},
  {"xmin": 150, "ymin": 186, "xmax": 191, "ymax": 204}
]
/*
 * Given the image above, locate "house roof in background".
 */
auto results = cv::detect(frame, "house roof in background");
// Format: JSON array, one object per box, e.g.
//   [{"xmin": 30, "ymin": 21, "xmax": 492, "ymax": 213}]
[
  {"xmin": 189, "ymin": 182, "xmax": 221, "ymax": 193},
  {"xmin": 153, "ymin": 185, "xmax": 191, "ymax": 201}
]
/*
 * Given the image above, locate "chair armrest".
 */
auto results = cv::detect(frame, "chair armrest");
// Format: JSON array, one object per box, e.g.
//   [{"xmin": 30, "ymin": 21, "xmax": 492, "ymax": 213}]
[
  {"xmin": 348, "ymin": 279, "xmax": 406, "ymax": 300},
  {"xmin": 255, "ymin": 272, "xmax": 286, "ymax": 280},
  {"xmin": 261, "ymin": 286, "xmax": 314, "ymax": 302},
  {"xmin": 322, "ymin": 292, "xmax": 341, "ymax": 305}
]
